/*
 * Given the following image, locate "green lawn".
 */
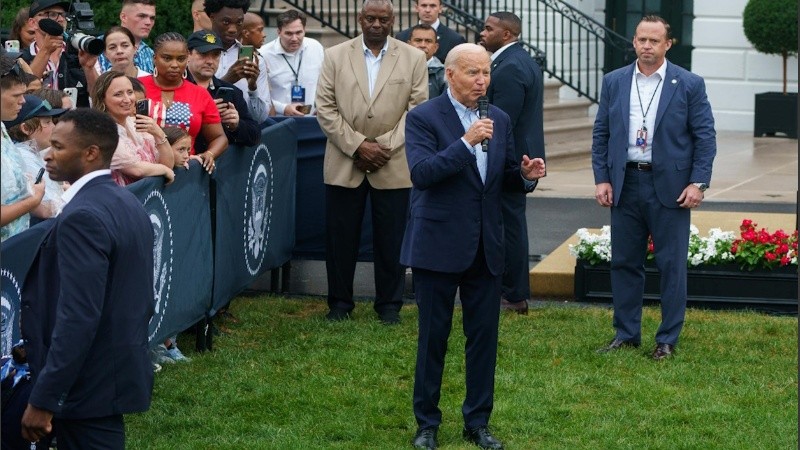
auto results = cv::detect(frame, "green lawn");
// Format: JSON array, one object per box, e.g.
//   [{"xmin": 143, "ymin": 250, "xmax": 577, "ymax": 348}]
[{"xmin": 127, "ymin": 296, "xmax": 798, "ymax": 449}]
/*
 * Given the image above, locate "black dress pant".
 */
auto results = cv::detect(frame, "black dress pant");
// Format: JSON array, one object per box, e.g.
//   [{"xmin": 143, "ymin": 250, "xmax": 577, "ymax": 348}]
[
  {"xmin": 412, "ymin": 241, "xmax": 501, "ymax": 429},
  {"xmin": 53, "ymin": 414, "xmax": 125, "ymax": 450},
  {"xmin": 325, "ymin": 180, "xmax": 410, "ymax": 314}
]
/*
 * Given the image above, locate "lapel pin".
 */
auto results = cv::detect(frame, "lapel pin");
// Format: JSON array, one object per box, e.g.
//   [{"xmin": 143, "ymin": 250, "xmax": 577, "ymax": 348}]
[{"xmin": 671, "ymin": 79, "xmax": 677, "ymax": 84}]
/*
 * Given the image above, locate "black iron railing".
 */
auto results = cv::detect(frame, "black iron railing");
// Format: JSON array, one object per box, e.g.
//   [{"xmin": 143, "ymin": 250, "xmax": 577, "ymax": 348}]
[{"xmin": 256, "ymin": 0, "xmax": 633, "ymax": 104}]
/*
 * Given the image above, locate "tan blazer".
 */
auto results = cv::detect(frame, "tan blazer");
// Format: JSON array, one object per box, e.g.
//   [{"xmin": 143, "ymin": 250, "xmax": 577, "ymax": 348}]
[{"xmin": 316, "ymin": 35, "xmax": 429, "ymax": 189}]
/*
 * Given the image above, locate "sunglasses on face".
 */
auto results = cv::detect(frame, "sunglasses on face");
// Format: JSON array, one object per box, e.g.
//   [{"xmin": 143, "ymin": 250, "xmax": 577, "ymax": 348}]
[{"xmin": 37, "ymin": 11, "xmax": 67, "ymax": 20}]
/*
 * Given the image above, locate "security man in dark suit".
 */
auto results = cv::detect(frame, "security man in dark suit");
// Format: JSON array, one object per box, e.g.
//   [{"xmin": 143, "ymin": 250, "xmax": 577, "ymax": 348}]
[
  {"xmin": 479, "ymin": 12, "xmax": 545, "ymax": 314},
  {"xmin": 394, "ymin": 0, "xmax": 466, "ymax": 62},
  {"xmin": 402, "ymin": 43, "xmax": 546, "ymax": 450},
  {"xmin": 21, "ymin": 109, "xmax": 155, "ymax": 449}
]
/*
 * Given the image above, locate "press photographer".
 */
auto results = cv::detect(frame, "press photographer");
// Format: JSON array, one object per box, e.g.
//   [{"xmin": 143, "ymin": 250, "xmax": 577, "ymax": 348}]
[{"xmin": 22, "ymin": 0, "xmax": 102, "ymax": 107}]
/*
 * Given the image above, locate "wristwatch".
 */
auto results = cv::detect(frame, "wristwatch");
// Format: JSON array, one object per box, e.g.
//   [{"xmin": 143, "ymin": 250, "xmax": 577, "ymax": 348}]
[{"xmin": 692, "ymin": 182, "xmax": 708, "ymax": 191}]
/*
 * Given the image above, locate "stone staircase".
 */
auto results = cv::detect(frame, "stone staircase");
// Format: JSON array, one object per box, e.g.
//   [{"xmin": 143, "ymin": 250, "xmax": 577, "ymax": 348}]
[
  {"xmin": 542, "ymin": 80, "xmax": 595, "ymax": 160},
  {"xmin": 255, "ymin": 4, "xmax": 596, "ymax": 159}
]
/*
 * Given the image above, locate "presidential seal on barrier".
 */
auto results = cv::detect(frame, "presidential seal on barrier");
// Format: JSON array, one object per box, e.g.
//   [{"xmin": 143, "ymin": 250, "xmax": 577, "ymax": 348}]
[
  {"xmin": 243, "ymin": 143, "xmax": 274, "ymax": 276},
  {"xmin": 1, "ymin": 269, "xmax": 21, "ymax": 357},
  {"xmin": 144, "ymin": 190, "xmax": 174, "ymax": 342}
]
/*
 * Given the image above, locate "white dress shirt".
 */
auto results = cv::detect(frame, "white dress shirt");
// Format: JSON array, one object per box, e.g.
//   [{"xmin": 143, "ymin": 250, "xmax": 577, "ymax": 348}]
[
  {"xmin": 217, "ymin": 40, "xmax": 272, "ymax": 123},
  {"xmin": 361, "ymin": 38, "xmax": 389, "ymax": 98},
  {"xmin": 447, "ymin": 88, "xmax": 486, "ymax": 183},
  {"xmin": 260, "ymin": 36, "xmax": 325, "ymax": 115},
  {"xmin": 627, "ymin": 59, "xmax": 667, "ymax": 163}
]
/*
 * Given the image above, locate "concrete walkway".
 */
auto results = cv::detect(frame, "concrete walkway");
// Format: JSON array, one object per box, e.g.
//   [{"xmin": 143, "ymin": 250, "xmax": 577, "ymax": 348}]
[{"xmin": 257, "ymin": 131, "xmax": 797, "ymax": 300}]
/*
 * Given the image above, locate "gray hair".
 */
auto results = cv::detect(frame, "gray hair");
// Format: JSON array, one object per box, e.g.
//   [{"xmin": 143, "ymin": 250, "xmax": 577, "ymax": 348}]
[
  {"xmin": 362, "ymin": 0, "xmax": 393, "ymax": 10},
  {"xmin": 444, "ymin": 43, "xmax": 489, "ymax": 69}
]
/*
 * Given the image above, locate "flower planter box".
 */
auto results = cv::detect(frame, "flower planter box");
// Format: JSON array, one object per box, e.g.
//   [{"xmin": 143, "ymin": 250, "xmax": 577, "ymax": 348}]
[{"xmin": 574, "ymin": 260, "xmax": 798, "ymax": 312}]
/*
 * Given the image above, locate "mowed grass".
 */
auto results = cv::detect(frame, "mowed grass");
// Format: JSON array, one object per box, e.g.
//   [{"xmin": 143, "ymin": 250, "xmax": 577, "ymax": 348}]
[{"xmin": 127, "ymin": 296, "xmax": 798, "ymax": 449}]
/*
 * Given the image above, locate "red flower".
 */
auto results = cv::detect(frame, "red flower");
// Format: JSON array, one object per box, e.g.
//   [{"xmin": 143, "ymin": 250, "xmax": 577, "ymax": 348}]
[
  {"xmin": 777, "ymin": 243, "xmax": 790, "ymax": 254},
  {"xmin": 764, "ymin": 252, "xmax": 776, "ymax": 261},
  {"xmin": 780, "ymin": 256, "xmax": 791, "ymax": 266},
  {"xmin": 741, "ymin": 219, "xmax": 754, "ymax": 229}
]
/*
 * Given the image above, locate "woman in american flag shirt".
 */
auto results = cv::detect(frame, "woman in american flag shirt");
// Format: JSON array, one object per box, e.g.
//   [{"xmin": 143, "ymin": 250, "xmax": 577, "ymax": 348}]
[{"xmin": 139, "ymin": 32, "xmax": 228, "ymax": 174}]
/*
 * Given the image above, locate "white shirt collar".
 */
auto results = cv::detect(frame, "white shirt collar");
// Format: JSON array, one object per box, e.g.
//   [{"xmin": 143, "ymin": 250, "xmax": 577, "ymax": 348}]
[
  {"xmin": 634, "ymin": 58, "xmax": 668, "ymax": 79},
  {"xmin": 361, "ymin": 36, "xmax": 389, "ymax": 56},
  {"xmin": 490, "ymin": 41, "xmax": 518, "ymax": 61},
  {"xmin": 429, "ymin": 19, "xmax": 441, "ymax": 30},
  {"xmin": 60, "ymin": 169, "xmax": 111, "ymax": 207}
]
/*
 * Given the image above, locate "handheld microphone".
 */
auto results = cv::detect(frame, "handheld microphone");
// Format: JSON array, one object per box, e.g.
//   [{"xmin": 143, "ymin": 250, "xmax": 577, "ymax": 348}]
[
  {"xmin": 477, "ymin": 96, "xmax": 489, "ymax": 152},
  {"xmin": 38, "ymin": 18, "xmax": 65, "ymax": 37}
]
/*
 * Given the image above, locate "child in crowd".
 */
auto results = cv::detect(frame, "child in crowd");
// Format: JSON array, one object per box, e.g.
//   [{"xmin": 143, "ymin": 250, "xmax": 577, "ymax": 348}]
[
  {"xmin": 5, "ymin": 94, "xmax": 67, "ymax": 219},
  {"xmin": 163, "ymin": 126, "xmax": 191, "ymax": 170}
]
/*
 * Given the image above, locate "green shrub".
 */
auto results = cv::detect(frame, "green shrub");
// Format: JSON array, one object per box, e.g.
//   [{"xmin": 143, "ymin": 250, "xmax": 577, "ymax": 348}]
[{"xmin": 742, "ymin": 0, "xmax": 798, "ymax": 93}]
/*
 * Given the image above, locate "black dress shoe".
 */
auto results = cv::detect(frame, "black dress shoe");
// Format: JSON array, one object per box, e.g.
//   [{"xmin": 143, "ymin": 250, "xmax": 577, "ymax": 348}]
[
  {"xmin": 325, "ymin": 308, "xmax": 352, "ymax": 321},
  {"xmin": 500, "ymin": 298, "xmax": 529, "ymax": 315},
  {"xmin": 378, "ymin": 310, "xmax": 400, "ymax": 325},
  {"xmin": 463, "ymin": 426, "xmax": 503, "ymax": 449},
  {"xmin": 411, "ymin": 427, "xmax": 438, "ymax": 449},
  {"xmin": 597, "ymin": 338, "xmax": 640, "ymax": 353},
  {"xmin": 652, "ymin": 343, "xmax": 675, "ymax": 360}
]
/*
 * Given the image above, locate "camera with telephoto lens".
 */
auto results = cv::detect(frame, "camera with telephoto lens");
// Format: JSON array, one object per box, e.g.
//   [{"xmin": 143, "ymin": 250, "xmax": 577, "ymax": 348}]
[{"xmin": 65, "ymin": 0, "xmax": 104, "ymax": 55}]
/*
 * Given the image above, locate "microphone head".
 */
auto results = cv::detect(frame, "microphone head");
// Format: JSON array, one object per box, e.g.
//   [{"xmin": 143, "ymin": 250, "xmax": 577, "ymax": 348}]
[
  {"xmin": 477, "ymin": 95, "xmax": 489, "ymax": 118},
  {"xmin": 38, "ymin": 18, "xmax": 65, "ymax": 37}
]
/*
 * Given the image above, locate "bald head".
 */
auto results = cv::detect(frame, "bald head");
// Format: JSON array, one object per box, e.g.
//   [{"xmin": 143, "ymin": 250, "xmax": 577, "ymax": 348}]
[
  {"xmin": 244, "ymin": 12, "xmax": 263, "ymax": 28},
  {"xmin": 192, "ymin": 0, "xmax": 212, "ymax": 31}
]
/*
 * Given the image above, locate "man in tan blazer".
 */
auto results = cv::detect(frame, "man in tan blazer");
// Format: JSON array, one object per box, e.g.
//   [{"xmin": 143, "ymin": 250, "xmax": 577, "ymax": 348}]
[{"xmin": 316, "ymin": 0, "xmax": 428, "ymax": 324}]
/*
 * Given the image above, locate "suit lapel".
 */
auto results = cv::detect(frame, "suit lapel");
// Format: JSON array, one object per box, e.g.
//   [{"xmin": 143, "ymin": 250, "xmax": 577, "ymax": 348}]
[
  {"xmin": 618, "ymin": 63, "xmax": 634, "ymax": 137},
  {"xmin": 369, "ymin": 39, "xmax": 399, "ymax": 107},
  {"xmin": 653, "ymin": 61, "xmax": 679, "ymax": 134},
  {"xmin": 347, "ymin": 38, "xmax": 370, "ymax": 105}
]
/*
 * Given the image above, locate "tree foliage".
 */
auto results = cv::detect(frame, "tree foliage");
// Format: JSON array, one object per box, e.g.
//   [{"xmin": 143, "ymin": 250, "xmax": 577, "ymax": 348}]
[{"xmin": 742, "ymin": 0, "xmax": 798, "ymax": 57}]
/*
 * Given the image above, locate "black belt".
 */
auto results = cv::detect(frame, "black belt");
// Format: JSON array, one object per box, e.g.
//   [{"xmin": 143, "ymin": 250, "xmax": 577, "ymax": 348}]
[{"xmin": 626, "ymin": 161, "xmax": 652, "ymax": 171}]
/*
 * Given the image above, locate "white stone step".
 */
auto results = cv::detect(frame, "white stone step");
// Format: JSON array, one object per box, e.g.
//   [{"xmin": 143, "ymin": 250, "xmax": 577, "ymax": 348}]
[
  {"xmin": 543, "ymin": 116, "xmax": 595, "ymax": 145},
  {"xmin": 544, "ymin": 98, "xmax": 593, "ymax": 121}
]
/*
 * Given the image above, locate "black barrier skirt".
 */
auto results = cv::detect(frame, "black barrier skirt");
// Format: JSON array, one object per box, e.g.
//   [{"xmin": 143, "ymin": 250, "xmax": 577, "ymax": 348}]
[
  {"xmin": 211, "ymin": 120, "xmax": 298, "ymax": 312},
  {"xmin": 127, "ymin": 164, "xmax": 213, "ymax": 345},
  {"xmin": 1, "ymin": 220, "xmax": 53, "ymax": 356},
  {"xmin": 272, "ymin": 116, "xmax": 374, "ymax": 261}
]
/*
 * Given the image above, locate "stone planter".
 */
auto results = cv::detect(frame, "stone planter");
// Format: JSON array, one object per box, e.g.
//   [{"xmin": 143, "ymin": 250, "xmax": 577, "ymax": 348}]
[{"xmin": 574, "ymin": 260, "xmax": 798, "ymax": 312}]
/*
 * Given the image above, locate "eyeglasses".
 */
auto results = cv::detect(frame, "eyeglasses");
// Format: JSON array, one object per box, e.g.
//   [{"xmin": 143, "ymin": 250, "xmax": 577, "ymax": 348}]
[
  {"xmin": 1, "ymin": 61, "xmax": 22, "ymax": 78},
  {"xmin": 37, "ymin": 11, "xmax": 67, "ymax": 20}
]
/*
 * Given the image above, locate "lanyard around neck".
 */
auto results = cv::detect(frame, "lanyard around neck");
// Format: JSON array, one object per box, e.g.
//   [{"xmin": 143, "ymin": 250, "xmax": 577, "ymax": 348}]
[
  {"xmin": 635, "ymin": 75, "xmax": 662, "ymax": 125},
  {"xmin": 281, "ymin": 50, "xmax": 303, "ymax": 84}
]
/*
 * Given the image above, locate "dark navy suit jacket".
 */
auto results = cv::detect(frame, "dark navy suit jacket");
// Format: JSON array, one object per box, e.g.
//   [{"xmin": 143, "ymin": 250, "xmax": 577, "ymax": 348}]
[
  {"xmin": 400, "ymin": 93, "xmax": 533, "ymax": 275},
  {"xmin": 21, "ymin": 175, "xmax": 154, "ymax": 419},
  {"xmin": 395, "ymin": 22, "xmax": 466, "ymax": 63},
  {"xmin": 591, "ymin": 61, "xmax": 716, "ymax": 207},
  {"xmin": 487, "ymin": 42, "xmax": 545, "ymax": 160}
]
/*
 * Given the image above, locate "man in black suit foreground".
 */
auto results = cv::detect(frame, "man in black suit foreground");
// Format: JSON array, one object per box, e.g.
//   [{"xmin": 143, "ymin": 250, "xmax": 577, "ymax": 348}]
[
  {"xmin": 21, "ymin": 109, "xmax": 155, "ymax": 449},
  {"xmin": 402, "ymin": 43, "xmax": 546, "ymax": 449},
  {"xmin": 479, "ymin": 11, "xmax": 545, "ymax": 315},
  {"xmin": 394, "ymin": 0, "xmax": 465, "ymax": 62}
]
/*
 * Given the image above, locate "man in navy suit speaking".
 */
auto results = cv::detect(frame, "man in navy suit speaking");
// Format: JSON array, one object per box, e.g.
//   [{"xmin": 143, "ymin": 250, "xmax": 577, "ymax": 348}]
[
  {"xmin": 402, "ymin": 43, "xmax": 546, "ymax": 450},
  {"xmin": 21, "ymin": 109, "xmax": 155, "ymax": 448},
  {"xmin": 592, "ymin": 15, "xmax": 716, "ymax": 360}
]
